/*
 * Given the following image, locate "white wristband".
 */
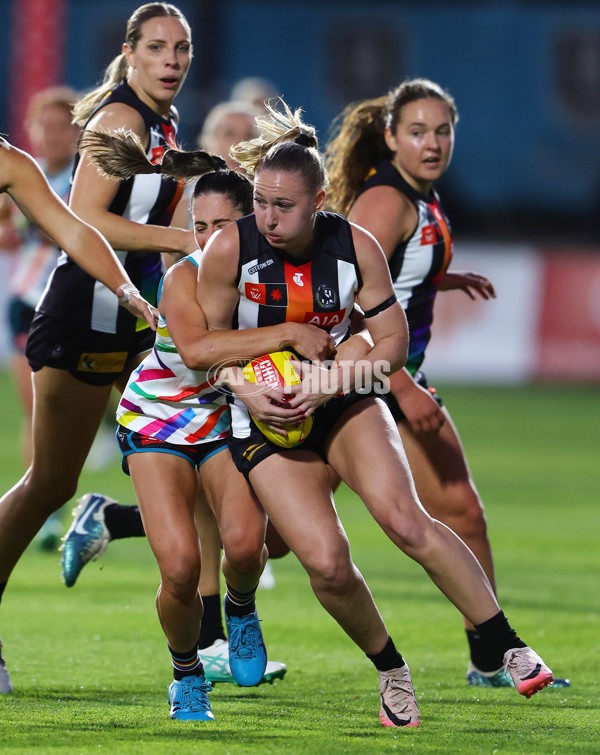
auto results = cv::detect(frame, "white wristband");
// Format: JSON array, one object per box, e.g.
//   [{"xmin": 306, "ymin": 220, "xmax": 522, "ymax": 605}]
[{"xmin": 117, "ymin": 283, "xmax": 140, "ymax": 304}]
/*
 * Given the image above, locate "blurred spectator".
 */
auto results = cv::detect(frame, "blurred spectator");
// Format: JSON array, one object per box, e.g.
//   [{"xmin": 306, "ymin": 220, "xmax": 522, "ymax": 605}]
[
  {"xmin": 197, "ymin": 101, "xmax": 260, "ymax": 171},
  {"xmin": 230, "ymin": 76, "xmax": 278, "ymax": 111},
  {"xmin": 0, "ymin": 86, "xmax": 80, "ymax": 467}
]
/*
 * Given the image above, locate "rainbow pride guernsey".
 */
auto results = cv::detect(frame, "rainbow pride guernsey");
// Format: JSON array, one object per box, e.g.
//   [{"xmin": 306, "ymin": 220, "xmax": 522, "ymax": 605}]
[
  {"xmin": 356, "ymin": 160, "xmax": 453, "ymax": 375},
  {"xmin": 116, "ymin": 251, "xmax": 229, "ymax": 446}
]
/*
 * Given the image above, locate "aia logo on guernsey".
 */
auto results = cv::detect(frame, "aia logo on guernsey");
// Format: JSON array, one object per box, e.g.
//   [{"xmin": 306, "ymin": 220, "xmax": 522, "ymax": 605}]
[
  {"xmin": 303, "ymin": 310, "xmax": 345, "ymax": 327},
  {"xmin": 420, "ymin": 224, "xmax": 438, "ymax": 246}
]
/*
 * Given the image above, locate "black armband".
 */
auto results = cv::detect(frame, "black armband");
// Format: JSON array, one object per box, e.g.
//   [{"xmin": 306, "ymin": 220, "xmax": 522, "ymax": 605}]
[{"xmin": 363, "ymin": 294, "xmax": 397, "ymax": 319}]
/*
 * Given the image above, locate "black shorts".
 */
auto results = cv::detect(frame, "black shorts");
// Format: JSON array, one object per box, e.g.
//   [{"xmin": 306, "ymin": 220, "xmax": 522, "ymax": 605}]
[
  {"xmin": 116, "ymin": 426, "xmax": 228, "ymax": 475},
  {"xmin": 383, "ymin": 370, "xmax": 443, "ymax": 422},
  {"xmin": 7, "ymin": 297, "xmax": 35, "ymax": 353},
  {"xmin": 228, "ymin": 389, "xmax": 379, "ymax": 480},
  {"xmin": 25, "ymin": 311, "xmax": 156, "ymax": 386}
]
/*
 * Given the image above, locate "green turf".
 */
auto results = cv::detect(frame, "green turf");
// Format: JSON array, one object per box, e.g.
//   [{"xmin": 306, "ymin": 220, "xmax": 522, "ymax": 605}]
[{"xmin": 0, "ymin": 372, "xmax": 598, "ymax": 753}]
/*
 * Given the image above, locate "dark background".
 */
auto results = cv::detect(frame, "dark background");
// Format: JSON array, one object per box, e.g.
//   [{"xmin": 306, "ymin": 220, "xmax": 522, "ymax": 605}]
[{"xmin": 1, "ymin": 0, "xmax": 600, "ymax": 244}]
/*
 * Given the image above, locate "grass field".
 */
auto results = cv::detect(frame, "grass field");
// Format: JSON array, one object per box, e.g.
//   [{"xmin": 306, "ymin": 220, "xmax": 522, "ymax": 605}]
[{"xmin": 0, "ymin": 371, "xmax": 598, "ymax": 753}]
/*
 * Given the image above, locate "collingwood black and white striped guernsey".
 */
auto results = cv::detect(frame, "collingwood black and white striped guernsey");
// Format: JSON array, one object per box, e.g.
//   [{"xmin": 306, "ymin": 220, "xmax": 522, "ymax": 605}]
[{"xmin": 37, "ymin": 81, "xmax": 185, "ymax": 335}]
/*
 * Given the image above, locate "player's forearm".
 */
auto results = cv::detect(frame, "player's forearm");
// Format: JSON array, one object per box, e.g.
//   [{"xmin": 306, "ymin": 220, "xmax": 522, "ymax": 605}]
[
  {"xmin": 178, "ymin": 322, "xmax": 296, "ymax": 371},
  {"xmin": 74, "ymin": 208, "xmax": 192, "ymax": 255}
]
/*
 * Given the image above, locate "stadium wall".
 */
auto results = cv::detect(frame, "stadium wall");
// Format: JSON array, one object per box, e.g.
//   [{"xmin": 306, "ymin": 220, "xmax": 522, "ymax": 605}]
[{"xmin": 425, "ymin": 243, "xmax": 600, "ymax": 383}]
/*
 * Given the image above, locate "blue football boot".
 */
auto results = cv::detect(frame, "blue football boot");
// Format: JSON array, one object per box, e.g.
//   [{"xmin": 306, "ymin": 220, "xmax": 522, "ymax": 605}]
[
  {"xmin": 168, "ymin": 675, "xmax": 214, "ymax": 721},
  {"xmin": 61, "ymin": 493, "xmax": 113, "ymax": 586},
  {"xmin": 223, "ymin": 600, "xmax": 267, "ymax": 687}
]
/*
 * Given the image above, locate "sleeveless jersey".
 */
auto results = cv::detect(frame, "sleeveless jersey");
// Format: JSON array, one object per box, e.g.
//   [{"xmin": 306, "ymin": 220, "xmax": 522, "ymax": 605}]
[
  {"xmin": 37, "ymin": 81, "xmax": 185, "ymax": 334},
  {"xmin": 116, "ymin": 250, "xmax": 230, "ymax": 446},
  {"xmin": 357, "ymin": 160, "xmax": 453, "ymax": 374},
  {"xmin": 10, "ymin": 159, "xmax": 72, "ymax": 308},
  {"xmin": 231, "ymin": 211, "xmax": 360, "ymax": 439}
]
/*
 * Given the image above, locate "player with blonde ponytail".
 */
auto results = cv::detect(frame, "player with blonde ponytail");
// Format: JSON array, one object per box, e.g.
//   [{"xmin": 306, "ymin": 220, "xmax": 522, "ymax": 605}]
[
  {"xmin": 60, "ymin": 102, "xmax": 555, "ymax": 728},
  {"xmin": 0, "ymin": 2, "xmax": 200, "ymax": 712},
  {"xmin": 192, "ymin": 99, "xmax": 554, "ymax": 727}
]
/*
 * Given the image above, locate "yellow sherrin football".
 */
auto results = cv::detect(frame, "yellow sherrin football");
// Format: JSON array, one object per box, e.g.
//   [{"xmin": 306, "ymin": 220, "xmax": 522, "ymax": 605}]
[{"xmin": 242, "ymin": 350, "xmax": 313, "ymax": 448}]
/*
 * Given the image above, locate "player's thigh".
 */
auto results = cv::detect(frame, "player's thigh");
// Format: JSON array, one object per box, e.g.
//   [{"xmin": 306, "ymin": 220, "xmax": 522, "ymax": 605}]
[
  {"xmin": 199, "ymin": 448, "xmax": 266, "ymax": 536},
  {"xmin": 193, "ymin": 485, "xmax": 221, "ymax": 546},
  {"xmin": 248, "ymin": 451, "xmax": 352, "ymax": 570},
  {"xmin": 128, "ymin": 451, "xmax": 199, "ymax": 565},
  {"xmin": 327, "ymin": 397, "xmax": 427, "ymax": 525},
  {"xmin": 30, "ymin": 366, "xmax": 113, "ymax": 483},
  {"xmin": 12, "ymin": 352, "xmax": 34, "ymax": 417},
  {"xmin": 398, "ymin": 407, "xmax": 479, "ymax": 519}
]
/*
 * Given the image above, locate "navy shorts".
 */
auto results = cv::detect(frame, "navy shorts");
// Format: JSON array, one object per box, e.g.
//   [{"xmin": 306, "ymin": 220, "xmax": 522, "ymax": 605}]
[
  {"xmin": 25, "ymin": 311, "xmax": 156, "ymax": 386},
  {"xmin": 228, "ymin": 389, "xmax": 379, "ymax": 480},
  {"xmin": 383, "ymin": 370, "xmax": 444, "ymax": 422},
  {"xmin": 116, "ymin": 426, "xmax": 228, "ymax": 475},
  {"xmin": 7, "ymin": 297, "xmax": 35, "ymax": 353}
]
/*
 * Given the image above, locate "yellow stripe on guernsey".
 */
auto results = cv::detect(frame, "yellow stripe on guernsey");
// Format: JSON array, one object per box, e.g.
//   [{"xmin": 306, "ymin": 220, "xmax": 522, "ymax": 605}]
[{"xmin": 118, "ymin": 410, "xmax": 144, "ymax": 427}]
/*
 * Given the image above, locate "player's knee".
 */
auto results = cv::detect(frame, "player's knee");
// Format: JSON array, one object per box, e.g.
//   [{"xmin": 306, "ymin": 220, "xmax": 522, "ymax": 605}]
[
  {"xmin": 456, "ymin": 500, "xmax": 488, "ymax": 543},
  {"xmin": 23, "ymin": 468, "xmax": 78, "ymax": 514},
  {"xmin": 381, "ymin": 506, "xmax": 431, "ymax": 552},
  {"xmin": 307, "ymin": 549, "xmax": 355, "ymax": 596},
  {"xmin": 221, "ymin": 527, "xmax": 264, "ymax": 572},
  {"xmin": 161, "ymin": 550, "xmax": 201, "ymax": 600},
  {"xmin": 439, "ymin": 484, "xmax": 488, "ymax": 542}
]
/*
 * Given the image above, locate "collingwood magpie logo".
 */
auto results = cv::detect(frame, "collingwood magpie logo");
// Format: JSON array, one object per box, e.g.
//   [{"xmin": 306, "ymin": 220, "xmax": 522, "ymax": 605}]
[{"xmin": 316, "ymin": 284, "xmax": 338, "ymax": 310}]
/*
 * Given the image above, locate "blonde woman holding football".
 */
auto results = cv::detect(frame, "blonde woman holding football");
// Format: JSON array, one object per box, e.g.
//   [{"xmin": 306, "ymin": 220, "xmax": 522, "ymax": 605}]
[{"xmin": 192, "ymin": 100, "xmax": 554, "ymax": 728}]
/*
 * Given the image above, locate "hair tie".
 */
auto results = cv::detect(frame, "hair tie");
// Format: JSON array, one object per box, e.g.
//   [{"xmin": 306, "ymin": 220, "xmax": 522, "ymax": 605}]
[
  {"xmin": 213, "ymin": 155, "xmax": 227, "ymax": 171},
  {"xmin": 294, "ymin": 133, "xmax": 313, "ymax": 148},
  {"xmin": 153, "ymin": 163, "xmax": 162, "ymax": 174}
]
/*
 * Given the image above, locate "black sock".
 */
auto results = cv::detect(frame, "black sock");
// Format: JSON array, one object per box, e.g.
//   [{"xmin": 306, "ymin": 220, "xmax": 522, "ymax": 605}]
[
  {"xmin": 224, "ymin": 584, "xmax": 257, "ymax": 618},
  {"xmin": 198, "ymin": 593, "xmax": 227, "ymax": 649},
  {"xmin": 366, "ymin": 636, "xmax": 405, "ymax": 672},
  {"xmin": 104, "ymin": 504, "xmax": 145, "ymax": 539},
  {"xmin": 466, "ymin": 629, "xmax": 502, "ymax": 672},
  {"xmin": 0, "ymin": 582, "xmax": 6, "ymax": 603},
  {"xmin": 169, "ymin": 645, "xmax": 204, "ymax": 680},
  {"xmin": 474, "ymin": 611, "xmax": 526, "ymax": 671}
]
